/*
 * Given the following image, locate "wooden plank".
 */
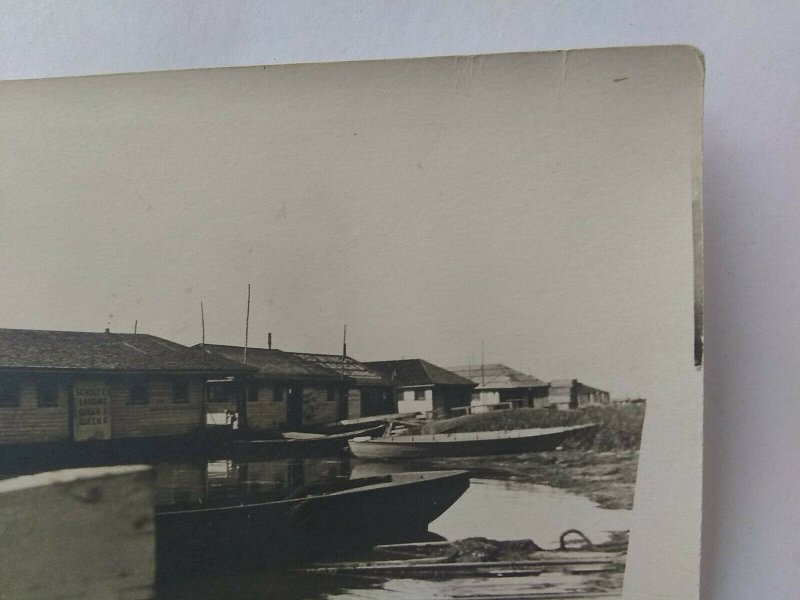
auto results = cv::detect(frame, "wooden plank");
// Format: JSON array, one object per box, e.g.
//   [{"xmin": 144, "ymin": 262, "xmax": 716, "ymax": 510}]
[{"xmin": 0, "ymin": 465, "xmax": 155, "ymax": 600}]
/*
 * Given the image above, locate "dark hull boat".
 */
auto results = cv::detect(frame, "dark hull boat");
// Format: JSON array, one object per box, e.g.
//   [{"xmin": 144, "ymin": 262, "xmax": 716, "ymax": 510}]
[
  {"xmin": 348, "ymin": 424, "xmax": 597, "ymax": 459},
  {"xmin": 229, "ymin": 425, "xmax": 385, "ymax": 460},
  {"xmin": 155, "ymin": 469, "xmax": 470, "ymax": 577}
]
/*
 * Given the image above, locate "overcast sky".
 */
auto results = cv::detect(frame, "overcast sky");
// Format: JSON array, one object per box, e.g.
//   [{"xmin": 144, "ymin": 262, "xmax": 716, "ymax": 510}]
[{"xmin": 0, "ymin": 47, "xmax": 701, "ymax": 398}]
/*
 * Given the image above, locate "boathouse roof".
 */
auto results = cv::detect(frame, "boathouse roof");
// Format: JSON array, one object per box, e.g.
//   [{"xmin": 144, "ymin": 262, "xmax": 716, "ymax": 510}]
[
  {"xmin": 364, "ymin": 359, "xmax": 476, "ymax": 388},
  {"xmin": 199, "ymin": 344, "xmax": 345, "ymax": 382},
  {"xmin": 0, "ymin": 328, "xmax": 256, "ymax": 374},
  {"xmin": 445, "ymin": 363, "xmax": 549, "ymax": 390},
  {"xmin": 290, "ymin": 352, "xmax": 393, "ymax": 387}
]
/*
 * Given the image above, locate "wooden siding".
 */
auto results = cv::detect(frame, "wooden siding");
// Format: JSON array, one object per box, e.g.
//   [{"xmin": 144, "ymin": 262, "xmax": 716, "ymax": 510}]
[
  {"xmin": 109, "ymin": 378, "xmax": 204, "ymax": 438},
  {"xmin": 247, "ymin": 384, "xmax": 288, "ymax": 430},
  {"xmin": 0, "ymin": 378, "xmax": 70, "ymax": 444},
  {"xmin": 301, "ymin": 386, "xmax": 338, "ymax": 426}
]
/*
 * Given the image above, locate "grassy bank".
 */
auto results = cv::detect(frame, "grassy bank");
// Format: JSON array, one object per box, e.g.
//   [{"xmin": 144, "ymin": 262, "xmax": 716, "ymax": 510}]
[
  {"xmin": 418, "ymin": 449, "xmax": 640, "ymax": 510},
  {"xmin": 423, "ymin": 404, "xmax": 645, "ymax": 451}
]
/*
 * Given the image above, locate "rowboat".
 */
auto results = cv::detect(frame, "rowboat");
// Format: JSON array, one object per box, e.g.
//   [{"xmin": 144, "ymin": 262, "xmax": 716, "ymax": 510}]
[
  {"xmin": 230, "ymin": 425, "xmax": 385, "ymax": 459},
  {"xmin": 348, "ymin": 424, "xmax": 597, "ymax": 459},
  {"xmin": 155, "ymin": 469, "xmax": 470, "ymax": 576}
]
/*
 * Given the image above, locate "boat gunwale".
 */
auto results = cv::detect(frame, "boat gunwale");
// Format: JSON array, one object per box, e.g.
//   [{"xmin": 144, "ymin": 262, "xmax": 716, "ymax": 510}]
[{"xmin": 351, "ymin": 423, "xmax": 597, "ymax": 445}]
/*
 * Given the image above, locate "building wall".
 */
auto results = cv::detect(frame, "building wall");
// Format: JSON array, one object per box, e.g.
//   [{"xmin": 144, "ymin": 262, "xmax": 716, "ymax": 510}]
[
  {"xmin": 0, "ymin": 377, "xmax": 70, "ymax": 444},
  {"xmin": 110, "ymin": 378, "xmax": 205, "ymax": 438},
  {"xmin": 247, "ymin": 383, "xmax": 288, "ymax": 430},
  {"xmin": 0, "ymin": 374, "xmax": 207, "ymax": 444},
  {"xmin": 397, "ymin": 388, "xmax": 433, "ymax": 414},
  {"xmin": 548, "ymin": 380, "xmax": 576, "ymax": 410},
  {"xmin": 301, "ymin": 386, "xmax": 339, "ymax": 426}
]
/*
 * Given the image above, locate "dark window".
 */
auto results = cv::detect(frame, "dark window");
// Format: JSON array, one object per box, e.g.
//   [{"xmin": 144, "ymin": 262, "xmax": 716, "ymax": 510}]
[
  {"xmin": 37, "ymin": 380, "xmax": 59, "ymax": 407},
  {"xmin": 172, "ymin": 381, "xmax": 189, "ymax": 404},
  {"xmin": 273, "ymin": 385, "xmax": 284, "ymax": 402},
  {"xmin": 326, "ymin": 386, "xmax": 337, "ymax": 402},
  {"xmin": 130, "ymin": 382, "xmax": 149, "ymax": 405},
  {"xmin": 414, "ymin": 389, "xmax": 426, "ymax": 401},
  {"xmin": 0, "ymin": 380, "xmax": 20, "ymax": 408}
]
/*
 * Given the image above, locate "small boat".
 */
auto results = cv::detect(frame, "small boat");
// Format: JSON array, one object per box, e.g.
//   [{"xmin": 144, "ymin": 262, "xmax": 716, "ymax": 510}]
[
  {"xmin": 307, "ymin": 412, "xmax": 420, "ymax": 434},
  {"xmin": 348, "ymin": 424, "xmax": 597, "ymax": 459},
  {"xmin": 155, "ymin": 469, "xmax": 470, "ymax": 576},
  {"xmin": 230, "ymin": 425, "xmax": 385, "ymax": 459}
]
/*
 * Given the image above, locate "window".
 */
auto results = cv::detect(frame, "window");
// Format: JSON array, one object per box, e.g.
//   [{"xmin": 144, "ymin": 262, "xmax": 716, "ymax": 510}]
[
  {"xmin": 414, "ymin": 389, "xmax": 426, "ymax": 401},
  {"xmin": 326, "ymin": 386, "xmax": 337, "ymax": 402},
  {"xmin": 129, "ymin": 381, "xmax": 149, "ymax": 405},
  {"xmin": 37, "ymin": 380, "xmax": 59, "ymax": 407},
  {"xmin": 0, "ymin": 380, "xmax": 20, "ymax": 408},
  {"xmin": 172, "ymin": 380, "xmax": 189, "ymax": 404},
  {"xmin": 273, "ymin": 385, "xmax": 284, "ymax": 402}
]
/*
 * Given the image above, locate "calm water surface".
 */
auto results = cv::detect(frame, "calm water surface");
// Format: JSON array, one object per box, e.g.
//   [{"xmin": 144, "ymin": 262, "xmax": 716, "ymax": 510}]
[{"xmin": 156, "ymin": 456, "xmax": 629, "ymax": 600}]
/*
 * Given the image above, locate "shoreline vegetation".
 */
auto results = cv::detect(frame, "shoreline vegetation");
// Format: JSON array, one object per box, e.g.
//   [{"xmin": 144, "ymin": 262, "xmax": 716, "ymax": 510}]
[{"xmin": 413, "ymin": 405, "xmax": 645, "ymax": 510}]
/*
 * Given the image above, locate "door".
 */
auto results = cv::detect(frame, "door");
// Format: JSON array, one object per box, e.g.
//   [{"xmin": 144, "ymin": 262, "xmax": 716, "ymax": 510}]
[{"xmin": 286, "ymin": 386, "xmax": 303, "ymax": 429}]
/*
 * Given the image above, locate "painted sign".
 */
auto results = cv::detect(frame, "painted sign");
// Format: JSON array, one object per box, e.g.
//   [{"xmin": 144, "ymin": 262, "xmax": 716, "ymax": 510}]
[{"xmin": 73, "ymin": 381, "xmax": 111, "ymax": 441}]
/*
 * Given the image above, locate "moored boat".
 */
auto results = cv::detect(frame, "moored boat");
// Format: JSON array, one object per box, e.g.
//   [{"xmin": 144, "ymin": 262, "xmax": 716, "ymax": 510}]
[
  {"xmin": 155, "ymin": 469, "xmax": 470, "ymax": 577},
  {"xmin": 348, "ymin": 424, "xmax": 597, "ymax": 459},
  {"xmin": 230, "ymin": 425, "xmax": 385, "ymax": 460}
]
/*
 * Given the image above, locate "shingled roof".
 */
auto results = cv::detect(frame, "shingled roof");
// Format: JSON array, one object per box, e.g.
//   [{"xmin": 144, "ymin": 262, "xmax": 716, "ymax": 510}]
[
  {"xmin": 445, "ymin": 363, "xmax": 548, "ymax": 390},
  {"xmin": 0, "ymin": 328, "xmax": 255, "ymax": 374},
  {"xmin": 364, "ymin": 359, "xmax": 476, "ymax": 387},
  {"xmin": 199, "ymin": 344, "xmax": 344, "ymax": 382},
  {"xmin": 291, "ymin": 352, "xmax": 393, "ymax": 387}
]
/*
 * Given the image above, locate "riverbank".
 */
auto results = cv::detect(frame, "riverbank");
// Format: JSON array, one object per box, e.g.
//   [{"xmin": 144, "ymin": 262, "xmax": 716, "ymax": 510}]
[{"xmin": 416, "ymin": 449, "xmax": 640, "ymax": 510}]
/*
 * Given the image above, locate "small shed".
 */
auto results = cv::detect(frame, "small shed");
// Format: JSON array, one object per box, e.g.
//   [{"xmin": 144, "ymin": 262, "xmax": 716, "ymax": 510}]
[
  {"xmin": 446, "ymin": 364, "xmax": 551, "ymax": 409},
  {"xmin": 364, "ymin": 359, "xmax": 476, "ymax": 418}
]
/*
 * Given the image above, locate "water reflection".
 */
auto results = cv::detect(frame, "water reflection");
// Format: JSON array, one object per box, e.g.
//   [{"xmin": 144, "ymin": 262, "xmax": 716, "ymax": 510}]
[
  {"xmin": 154, "ymin": 456, "xmax": 351, "ymax": 508},
  {"xmin": 154, "ymin": 456, "xmax": 628, "ymax": 600}
]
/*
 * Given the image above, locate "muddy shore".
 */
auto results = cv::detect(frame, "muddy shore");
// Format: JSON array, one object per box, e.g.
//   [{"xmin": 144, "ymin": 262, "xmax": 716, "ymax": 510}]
[{"xmin": 411, "ymin": 449, "xmax": 640, "ymax": 510}]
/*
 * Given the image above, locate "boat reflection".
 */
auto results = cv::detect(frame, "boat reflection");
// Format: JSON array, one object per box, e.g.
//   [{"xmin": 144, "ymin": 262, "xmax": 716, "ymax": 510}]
[{"xmin": 153, "ymin": 456, "xmax": 353, "ymax": 508}]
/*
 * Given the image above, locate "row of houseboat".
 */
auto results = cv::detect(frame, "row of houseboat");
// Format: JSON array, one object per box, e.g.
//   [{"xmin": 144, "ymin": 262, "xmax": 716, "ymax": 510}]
[{"xmin": 0, "ymin": 327, "xmax": 610, "ymax": 455}]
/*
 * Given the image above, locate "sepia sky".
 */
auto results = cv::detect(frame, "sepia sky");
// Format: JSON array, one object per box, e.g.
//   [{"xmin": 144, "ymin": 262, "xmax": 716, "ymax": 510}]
[{"xmin": 0, "ymin": 47, "xmax": 702, "ymax": 399}]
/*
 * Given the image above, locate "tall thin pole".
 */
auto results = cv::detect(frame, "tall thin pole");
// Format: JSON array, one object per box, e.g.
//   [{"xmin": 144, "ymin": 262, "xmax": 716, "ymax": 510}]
[
  {"xmin": 243, "ymin": 284, "xmax": 251, "ymax": 365},
  {"xmin": 134, "ymin": 320, "xmax": 138, "ymax": 334},
  {"xmin": 341, "ymin": 324, "xmax": 347, "ymax": 377},
  {"xmin": 481, "ymin": 340, "xmax": 485, "ymax": 385},
  {"xmin": 200, "ymin": 302, "xmax": 206, "ymax": 363}
]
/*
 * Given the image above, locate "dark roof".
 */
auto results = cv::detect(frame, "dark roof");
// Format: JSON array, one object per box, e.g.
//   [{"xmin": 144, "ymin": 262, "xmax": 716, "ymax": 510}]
[
  {"xmin": 0, "ymin": 328, "xmax": 255, "ymax": 374},
  {"xmin": 291, "ymin": 352, "xmax": 393, "ymax": 387},
  {"xmin": 364, "ymin": 359, "xmax": 476, "ymax": 387},
  {"xmin": 445, "ymin": 363, "xmax": 548, "ymax": 390},
  {"xmin": 199, "ymin": 344, "xmax": 344, "ymax": 382}
]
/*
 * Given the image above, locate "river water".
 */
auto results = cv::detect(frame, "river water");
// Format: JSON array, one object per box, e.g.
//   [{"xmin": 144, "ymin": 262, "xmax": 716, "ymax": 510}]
[{"xmin": 154, "ymin": 456, "xmax": 630, "ymax": 600}]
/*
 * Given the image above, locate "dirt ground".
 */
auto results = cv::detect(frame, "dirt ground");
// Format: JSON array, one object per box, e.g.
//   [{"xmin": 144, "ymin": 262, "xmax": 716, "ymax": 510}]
[{"xmin": 414, "ymin": 449, "xmax": 640, "ymax": 510}]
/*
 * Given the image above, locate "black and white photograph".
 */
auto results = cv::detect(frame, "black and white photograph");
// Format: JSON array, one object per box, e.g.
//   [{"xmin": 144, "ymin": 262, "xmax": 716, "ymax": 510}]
[{"xmin": 0, "ymin": 46, "xmax": 703, "ymax": 599}]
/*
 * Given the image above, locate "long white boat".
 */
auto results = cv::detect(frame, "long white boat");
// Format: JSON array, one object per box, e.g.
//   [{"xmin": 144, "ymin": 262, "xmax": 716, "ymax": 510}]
[{"xmin": 348, "ymin": 424, "xmax": 597, "ymax": 459}]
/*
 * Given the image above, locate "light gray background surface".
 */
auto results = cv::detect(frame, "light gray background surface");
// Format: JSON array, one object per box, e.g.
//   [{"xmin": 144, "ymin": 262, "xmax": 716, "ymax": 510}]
[{"xmin": 2, "ymin": 2, "xmax": 798, "ymax": 599}]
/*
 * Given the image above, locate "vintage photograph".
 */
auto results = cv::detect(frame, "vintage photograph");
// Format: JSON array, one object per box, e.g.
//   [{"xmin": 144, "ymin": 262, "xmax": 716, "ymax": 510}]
[{"xmin": 0, "ymin": 47, "xmax": 703, "ymax": 599}]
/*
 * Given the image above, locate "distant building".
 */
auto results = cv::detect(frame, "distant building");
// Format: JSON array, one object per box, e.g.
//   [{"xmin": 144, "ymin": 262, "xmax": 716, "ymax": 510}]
[
  {"xmin": 548, "ymin": 379, "xmax": 611, "ymax": 410},
  {"xmin": 0, "ymin": 328, "xmax": 253, "ymax": 446},
  {"xmin": 199, "ymin": 344, "xmax": 348, "ymax": 431},
  {"xmin": 364, "ymin": 359, "xmax": 476, "ymax": 418},
  {"xmin": 447, "ymin": 364, "xmax": 611, "ymax": 411},
  {"xmin": 290, "ymin": 353, "xmax": 394, "ymax": 419},
  {"xmin": 446, "ymin": 364, "xmax": 551, "ymax": 409}
]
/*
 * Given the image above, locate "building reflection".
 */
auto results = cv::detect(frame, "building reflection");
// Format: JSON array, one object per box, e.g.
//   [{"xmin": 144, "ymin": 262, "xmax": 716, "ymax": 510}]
[{"xmin": 154, "ymin": 456, "xmax": 351, "ymax": 508}]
